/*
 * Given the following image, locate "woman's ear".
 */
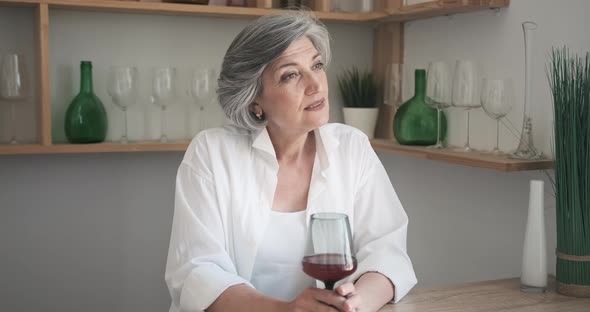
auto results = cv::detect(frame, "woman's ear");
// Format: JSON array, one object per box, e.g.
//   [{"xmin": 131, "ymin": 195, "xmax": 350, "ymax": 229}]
[{"xmin": 250, "ymin": 102, "xmax": 265, "ymax": 120}]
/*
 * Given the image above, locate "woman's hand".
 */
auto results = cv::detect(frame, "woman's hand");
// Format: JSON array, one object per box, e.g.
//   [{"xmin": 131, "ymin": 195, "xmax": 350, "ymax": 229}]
[
  {"xmin": 336, "ymin": 283, "xmax": 362, "ymax": 312},
  {"xmin": 288, "ymin": 287, "xmax": 347, "ymax": 312}
]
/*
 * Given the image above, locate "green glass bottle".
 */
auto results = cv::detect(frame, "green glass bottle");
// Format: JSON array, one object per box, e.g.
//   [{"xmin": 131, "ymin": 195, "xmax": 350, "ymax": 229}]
[
  {"xmin": 394, "ymin": 69, "xmax": 447, "ymax": 145},
  {"xmin": 65, "ymin": 61, "xmax": 108, "ymax": 144}
]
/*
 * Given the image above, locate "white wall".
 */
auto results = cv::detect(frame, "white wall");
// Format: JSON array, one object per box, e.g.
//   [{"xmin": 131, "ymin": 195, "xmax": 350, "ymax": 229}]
[
  {"xmin": 396, "ymin": 0, "xmax": 590, "ymax": 287},
  {"xmin": 1, "ymin": 0, "xmax": 587, "ymax": 311}
]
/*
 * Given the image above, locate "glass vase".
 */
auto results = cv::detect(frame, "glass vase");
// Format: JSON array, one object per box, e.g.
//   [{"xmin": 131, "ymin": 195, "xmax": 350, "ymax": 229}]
[
  {"xmin": 394, "ymin": 69, "xmax": 447, "ymax": 145},
  {"xmin": 64, "ymin": 61, "xmax": 108, "ymax": 144}
]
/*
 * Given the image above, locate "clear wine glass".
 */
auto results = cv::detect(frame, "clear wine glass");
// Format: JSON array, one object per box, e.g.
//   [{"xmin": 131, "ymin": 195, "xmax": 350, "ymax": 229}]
[
  {"xmin": 383, "ymin": 63, "xmax": 402, "ymax": 109},
  {"xmin": 189, "ymin": 67, "xmax": 217, "ymax": 135},
  {"xmin": 302, "ymin": 213, "xmax": 357, "ymax": 291},
  {"xmin": 151, "ymin": 67, "xmax": 177, "ymax": 143},
  {"xmin": 425, "ymin": 61, "xmax": 452, "ymax": 149},
  {"xmin": 451, "ymin": 60, "xmax": 481, "ymax": 152},
  {"xmin": 108, "ymin": 66, "xmax": 138, "ymax": 143},
  {"xmin": 0, "ymin": 53, "xmax": 29, "ymax": 144},
  {"xmin": 481, "ymin": 78, "xmax": 513, "ymax": 155}
]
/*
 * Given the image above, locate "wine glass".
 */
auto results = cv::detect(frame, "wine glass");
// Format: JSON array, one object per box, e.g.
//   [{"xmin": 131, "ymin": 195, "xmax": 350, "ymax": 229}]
[
  {"xmin": 383, "ymin": 63, "xmax": 402, "ymax": 109},
  {"xmin": 0, "ymin": 53, "xmax": 29, "ymax": 144},
  {"xmin": 451, "ymin": 60, "xmax": 481, "ymax": 152},
  {"xmin": 425, "ymin": 61, "xmax": 452, "ymax": 149},
  {"xmin": 189, "ymin": 67, "xmax": 217, "ymax": 135},
  {"xmin": 108, "ymin": 66, "xmax": 138, "ymax": 143},
  {"xmin": 302, "ymin": 213, "xmax": 357, "ymax": 291},
  {"xmin": 481, "ymin": 78, "xmax": 513, "ymax": 155},
  {"xmin": 151, "ymin": 67, "xmax": 177, "ymax": 143}
]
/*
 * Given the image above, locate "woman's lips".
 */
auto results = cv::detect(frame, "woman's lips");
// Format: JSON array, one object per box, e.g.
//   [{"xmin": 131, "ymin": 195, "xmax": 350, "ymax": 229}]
[{"xmin": 304, "ymin": 99, "xmax": 325, "ymax": 111}]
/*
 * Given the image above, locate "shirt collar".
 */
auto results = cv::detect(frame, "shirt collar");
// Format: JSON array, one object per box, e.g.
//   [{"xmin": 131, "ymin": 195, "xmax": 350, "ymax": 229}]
[{"xmin": 251, "ymin": 125, "xmax": 340, "ymax": 172}]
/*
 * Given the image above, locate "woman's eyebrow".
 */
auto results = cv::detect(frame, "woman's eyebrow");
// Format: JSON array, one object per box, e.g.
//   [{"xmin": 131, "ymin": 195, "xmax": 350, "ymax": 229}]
[{"xmin": 273, "ymin": 53, "xmax": 322, "ymax": 71}]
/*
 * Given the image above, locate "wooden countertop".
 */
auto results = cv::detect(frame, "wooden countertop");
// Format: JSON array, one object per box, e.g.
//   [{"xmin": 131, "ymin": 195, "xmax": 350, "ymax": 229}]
[{"xmin": 380, "ymin": 277, "xmax": 590, "ymax": 311}]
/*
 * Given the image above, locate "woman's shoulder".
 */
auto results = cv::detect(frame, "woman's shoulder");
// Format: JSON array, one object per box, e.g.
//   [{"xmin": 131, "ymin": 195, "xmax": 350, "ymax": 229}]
[
  {"xmin": 320, "ymin": 123, "xmax": 370, "ymax": 147},
  {"xmin": 182, "ymin": 125, "xmax": 253, "ymax": 163}
]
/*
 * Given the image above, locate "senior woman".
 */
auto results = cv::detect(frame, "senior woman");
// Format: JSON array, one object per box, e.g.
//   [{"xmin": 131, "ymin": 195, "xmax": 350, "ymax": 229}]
[{"xmin": 165, "ymin": 12, "xmax": 416, "ymax": 312}]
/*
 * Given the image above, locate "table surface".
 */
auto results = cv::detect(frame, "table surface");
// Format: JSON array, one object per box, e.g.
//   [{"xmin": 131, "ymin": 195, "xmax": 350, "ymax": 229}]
[{"xmin": 380, "ymin": 277, "xmax": 590, "ymax": 312}]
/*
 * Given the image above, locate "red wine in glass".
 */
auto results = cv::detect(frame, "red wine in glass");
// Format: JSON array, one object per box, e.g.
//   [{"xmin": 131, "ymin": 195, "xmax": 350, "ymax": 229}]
[
  {"xmin": 302, "ymin": 253, "xmax": 357, "ymax": 290},
  {"xmin": 302, "ymin": 213, "xmax": 356, "ymax": 290}
]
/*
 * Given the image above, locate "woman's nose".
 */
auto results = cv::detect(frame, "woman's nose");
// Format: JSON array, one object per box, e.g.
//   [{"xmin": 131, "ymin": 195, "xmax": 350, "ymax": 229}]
[{"xmin": 305, "ymin": 72, "xmax": 323, "ymax": 95}]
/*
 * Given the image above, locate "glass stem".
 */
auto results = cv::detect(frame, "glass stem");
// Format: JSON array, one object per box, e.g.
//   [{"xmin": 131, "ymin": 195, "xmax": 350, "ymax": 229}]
[
  {"xmin": 161, "ymin": 106, "xmax": 168, "ymax": 142},
  {"xmin": 496, "ymin": 119, "xmax": 500, "ymax": 151},
  {"xmin": 465, "ymin": 110, "xmax": 471, "ymax": 148},
  {"xmin": 324, "ymin": 281, "xmax": 335, "ymax": 291},
  {"xmin": 437, "ymin": 108, "xmax": 442, "ymax": 147},
  {"xmin": 10, "ymin": 102, "xmax": 17, "ymax": 144},
  {"xmin": 122, "ymin": 108, "xmax": 128, "ymax": 143}
]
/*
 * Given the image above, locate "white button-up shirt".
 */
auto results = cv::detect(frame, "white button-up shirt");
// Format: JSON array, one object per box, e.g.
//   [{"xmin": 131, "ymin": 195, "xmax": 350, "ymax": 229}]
[{"xmin": 165, "ymin": 123, "xmax": 417, "ymax": 312}]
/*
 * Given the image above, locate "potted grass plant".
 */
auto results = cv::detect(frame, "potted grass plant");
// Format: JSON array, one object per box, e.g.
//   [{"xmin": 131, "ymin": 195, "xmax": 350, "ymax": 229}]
[
  {"xmin": 547, "ymin": 47, "xmax": 590, "ymax": 297},
  {"xmin": 337, "ymin": 67, "xmax": 379, "ymax": 139}
]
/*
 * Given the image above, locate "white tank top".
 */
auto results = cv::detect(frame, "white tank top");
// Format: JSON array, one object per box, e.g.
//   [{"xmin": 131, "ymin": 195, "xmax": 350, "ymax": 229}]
[{"xmin": 250, "ymin": 210, "xmax": 315, "ymax": 301}]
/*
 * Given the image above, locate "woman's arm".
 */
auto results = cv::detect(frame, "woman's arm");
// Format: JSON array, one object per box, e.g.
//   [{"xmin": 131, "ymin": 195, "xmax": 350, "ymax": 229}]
[
  {"xmin": 339, "ymin": 135, "xmax": 417, "ymax": 309},
  {"xmin": 207, "ymin": 285, "xmax": 287, "ymax": 312},
  {"xmin": 336, "ymin": 273, "xmax": 395, "ymax": 312},
  {"xmin": 208, "ymin": 284, "xmax": 347, "ymax": 312}
]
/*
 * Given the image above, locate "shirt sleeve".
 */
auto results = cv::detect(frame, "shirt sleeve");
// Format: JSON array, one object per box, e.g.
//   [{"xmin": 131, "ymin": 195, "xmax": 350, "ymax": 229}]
[
  {"xmin": 165, "ymin": 159, "xmax": 252, "ymax": 312},
  {"xmin": 343, "ymin": 136, "xmax": 418, "ymax": 303}
]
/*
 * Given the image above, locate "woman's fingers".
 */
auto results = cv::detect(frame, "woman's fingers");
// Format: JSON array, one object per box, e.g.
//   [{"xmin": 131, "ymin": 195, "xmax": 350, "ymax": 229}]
[
  {"xmin": 343, "ymin": 294, "xmax": 363, "ymax": 312},
  {"xmin": 336, "ymin": 282, "xmax": 356, "ymax": 297},
  {"xmin": 312, "ymin": 288, "xmax": 346, "ymax": 309}
]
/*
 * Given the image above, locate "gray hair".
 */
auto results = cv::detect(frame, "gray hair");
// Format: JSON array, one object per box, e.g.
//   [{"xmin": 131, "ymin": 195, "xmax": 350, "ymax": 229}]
[{"xmin": 217, "ymin": 12, "xmax": 331, "ymax": 130}]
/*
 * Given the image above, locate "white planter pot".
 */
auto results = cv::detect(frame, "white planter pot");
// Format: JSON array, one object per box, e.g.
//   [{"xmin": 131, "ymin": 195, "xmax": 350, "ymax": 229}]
[{"xmin": 342, "ymin": 107, "xmax": 379, "ymax": 139}]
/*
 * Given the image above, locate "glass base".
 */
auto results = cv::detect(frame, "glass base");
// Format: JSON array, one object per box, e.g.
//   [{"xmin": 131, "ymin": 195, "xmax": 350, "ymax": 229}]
[
  {"xmin": 160, "ymin": 135, "xmax": 168, "ymax": 143},
  {"xmin": 427, "ymin": 142, "xmax": 444, "ymax": 149},
  {"xmin": 454, "ymin": 145, "xmax": 474, "ymax": 153},
  {"xmin": 520, "ymin": 284, "xmax": 546, "ymax": 293},
  {"xmin": 490, "ymin": 148, "xmax": 506, "ymax": 156}
]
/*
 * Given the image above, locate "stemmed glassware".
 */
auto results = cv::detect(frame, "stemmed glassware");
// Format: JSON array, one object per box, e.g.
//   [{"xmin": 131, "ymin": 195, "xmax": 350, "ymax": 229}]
[
  {"xmin": 302, "ymin": 213, "xmax": 357, "ymax": 291},
  {"xmin": 425, "ymin": 61, "xmax": 452, "ymax": 149},
  {"xmin": 481, "ymin": 78, "xmax": 513, "ymax": 155},
  {"xmin": 451, "ymin": 60, "xmax": 481, "ymax": 152},
  {"xmin": 383, "ymin": 63, "xmax": 402, "ymax": 109},
  {"xmin": 108, "ymin": 66, "xmax": 138, "ymax": 143},
  {"xmin": 151, "ymin": 67, "xmax": 177, "ymax": 143},
  {"xmin": 189, "ymin": 67, "xmax": 217, "ymax": 135},
  {"xmin": 0, "ymin": 53, "xmax": 28, "ymax": 144}
]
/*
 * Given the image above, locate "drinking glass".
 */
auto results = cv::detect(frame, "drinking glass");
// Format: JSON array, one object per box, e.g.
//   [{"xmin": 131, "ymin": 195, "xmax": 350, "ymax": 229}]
[
  {"xmin": 189, "ymin": 68, "xmax": 217, "ymax": 134},
  {"xmin": 151, "ymin": 67, "xmax": 176, "ymax": 143},
  {"xmin": 0, "ymin": 53, "xmax": 29, "ymax": 144},
  {"xmin": 481, "ymin": 78, "xmax": 513, "ymax": 155},
  {"xmin": 302, "ymin": 213, "xmax": 357, "ymax": 291},
  {"xmin": 383, "ymin": 63, "xmax": 402, "ymax": 109},
  {"xmin": 108, "ymin": 66, "xmax": 138, "ymax": 143},
  {"xmin": 451, "ymin": 60, "xmax": 481, "ymax": 152},
  {"xmin": 425, "ymin": 61, "xmax": 452, "ymax": 149}
]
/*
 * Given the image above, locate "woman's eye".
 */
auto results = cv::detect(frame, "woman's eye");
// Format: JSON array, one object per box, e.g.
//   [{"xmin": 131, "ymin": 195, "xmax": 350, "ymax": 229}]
[
  {"xmin": 312, "ymin": 62, "xmax": 325, "ymax": 70},
  {"xmin": 281, "ymin": 72, "xmax": 299, "ymax": 82}
]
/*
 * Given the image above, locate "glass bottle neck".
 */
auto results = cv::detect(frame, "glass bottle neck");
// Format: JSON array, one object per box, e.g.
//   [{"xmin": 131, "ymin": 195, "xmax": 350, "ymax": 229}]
[
  {"xmin": 80, "ymin": 63, "xmax": 93, "ymax": 94},
  {"xmin": 414, "ymin": 70, "xmax": 426, "ymax": 100}
]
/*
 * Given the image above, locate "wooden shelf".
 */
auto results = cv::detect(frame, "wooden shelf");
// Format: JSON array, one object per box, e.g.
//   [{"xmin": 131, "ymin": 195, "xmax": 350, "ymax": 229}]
[
  {"xmin": 0, "ymin": 0, "xmax": 386, "ymax": 22},
  {"xmin": 0, "ymin": 0, "xmax": 509, "ymax": 23},
  {"xmin": 379, "ymin": 0, "xmax": 510, "ymax": 22},
  {"xmin": 0, "ymin": 141, "xmax": 190, "ymax": 155},
  {"xmin": 0, "ymin": 0, "xmax": 513, "ymax": 157},
  {"xmin": 2, "ymin": 140, "xmax": 554, "ymax": 173},
  {"xmin": 371, "ymin": 139, "xmax": 554, "ymax": 172}
]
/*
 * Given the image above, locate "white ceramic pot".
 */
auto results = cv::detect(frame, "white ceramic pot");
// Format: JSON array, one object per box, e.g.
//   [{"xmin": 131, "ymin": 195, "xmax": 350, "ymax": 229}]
[{"xmin": 342, "ymin": 107, "xmax": 379, "ymax": 139}]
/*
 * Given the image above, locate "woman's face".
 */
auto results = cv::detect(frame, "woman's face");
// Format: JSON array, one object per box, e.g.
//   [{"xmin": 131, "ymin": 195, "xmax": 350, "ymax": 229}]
[{"xmin": 254, "ymin": 36, "xmax": 329, "ymax": 135}]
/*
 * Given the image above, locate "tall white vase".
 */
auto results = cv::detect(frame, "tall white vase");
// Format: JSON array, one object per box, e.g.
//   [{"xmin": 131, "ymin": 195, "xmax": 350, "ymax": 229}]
[{"xmin": 520, "ymin": 179, "xmax": 547, "ymax": 292}]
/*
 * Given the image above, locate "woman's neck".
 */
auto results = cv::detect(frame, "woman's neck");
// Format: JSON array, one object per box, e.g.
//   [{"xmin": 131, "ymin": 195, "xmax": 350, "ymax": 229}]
[{"xmin": 267, "ymin": 127, "xmax": 315, "ymax": 164}]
